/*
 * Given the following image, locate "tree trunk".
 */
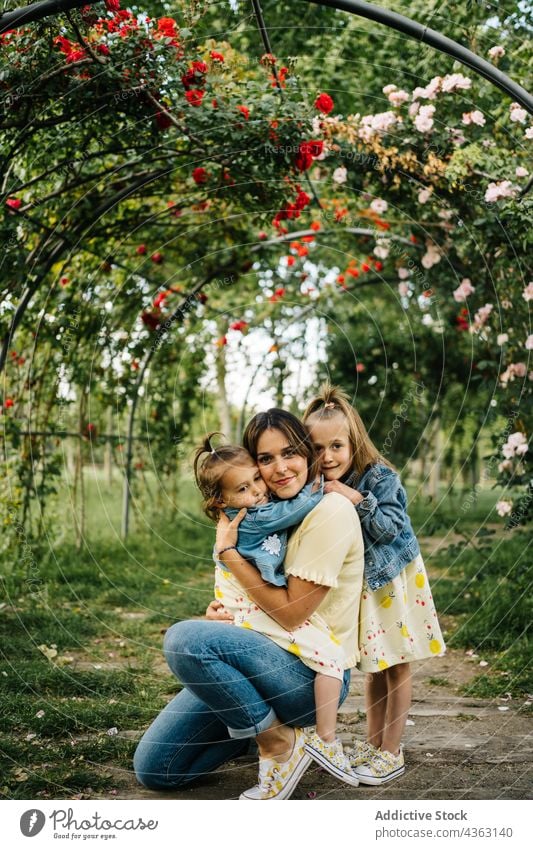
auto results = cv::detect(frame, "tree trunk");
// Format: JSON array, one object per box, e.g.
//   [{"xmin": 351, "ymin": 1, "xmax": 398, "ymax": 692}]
[
  {"xmin": 215, "ymin": 321, "xmax": 233, "ymax": 440},
  {"xmin": 103, "ymin": 407, "xmax": 114, "ymax": 486}
]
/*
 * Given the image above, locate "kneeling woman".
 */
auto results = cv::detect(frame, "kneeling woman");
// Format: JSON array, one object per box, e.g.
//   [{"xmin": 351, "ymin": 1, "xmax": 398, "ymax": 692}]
[{"xmin": 134, "ymin": 409, "xmax": 364, "ymax": 800}]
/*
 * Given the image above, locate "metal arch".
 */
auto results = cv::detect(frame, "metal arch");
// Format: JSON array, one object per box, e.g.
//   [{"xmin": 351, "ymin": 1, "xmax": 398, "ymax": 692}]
[
  {"xmin": 302, "ymin": 0, "xmax": 533, "ymax": 114},
  {"xmin": 1, "ymin": 0, "xmax": 531, "ymax": 112}
]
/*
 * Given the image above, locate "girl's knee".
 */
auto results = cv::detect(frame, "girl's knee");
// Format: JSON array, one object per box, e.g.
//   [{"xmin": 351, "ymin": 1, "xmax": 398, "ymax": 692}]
[{"xmin": 385, "ymin": 662, "xmax": 411, "ymax": 681}]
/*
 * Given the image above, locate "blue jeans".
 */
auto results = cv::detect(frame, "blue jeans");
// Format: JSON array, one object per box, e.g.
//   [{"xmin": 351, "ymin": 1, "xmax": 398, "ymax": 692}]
[{"xmin": 133, "ymin": 620, "xmax": 351, "ymax": 790}]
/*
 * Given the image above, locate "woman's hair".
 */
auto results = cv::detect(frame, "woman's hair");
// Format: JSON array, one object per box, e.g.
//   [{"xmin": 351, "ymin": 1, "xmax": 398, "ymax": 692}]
[
  {"xmin": 193, "ymin": 433, "xmax": 252, "ymax": 521},
  {"xmin": 303, "ymin": 382, "xmax": 392, "ymax": 477},
  {"xmin": 243, "ymin": 409, "xmax": 319, "ymax": 483}
]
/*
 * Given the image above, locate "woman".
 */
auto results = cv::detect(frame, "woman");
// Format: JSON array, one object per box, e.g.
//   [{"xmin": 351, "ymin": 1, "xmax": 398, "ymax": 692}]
[{"xmin": 133, "ymin": 409, "xmax": 364, "ymax": 800}]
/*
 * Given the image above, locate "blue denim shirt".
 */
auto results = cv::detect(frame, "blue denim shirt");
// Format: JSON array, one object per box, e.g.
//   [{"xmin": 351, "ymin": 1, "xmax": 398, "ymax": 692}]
[
  {"xmin": 344, "ymin": 464, "xmax": 420, "ymax": 591},
  {"xmin": 222, "ymin": 481, "xmax": 324, "ymax": 586}
]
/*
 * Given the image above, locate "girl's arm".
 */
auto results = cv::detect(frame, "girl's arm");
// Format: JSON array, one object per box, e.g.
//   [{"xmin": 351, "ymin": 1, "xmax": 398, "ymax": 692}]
[
  {"xmin": 354, "ymin": 475, "xmax": 406, "ymax": 544},
  {"xmin": 216, "ymin": 510, "xmax": 329, "ymax": 630},
  {"xmin": 324, "ymin": 474, "xmax": 405, "ymax": 543},
  {"xmin": 249, "ymin": 480, "xmax": 323, "ymax": 534}
]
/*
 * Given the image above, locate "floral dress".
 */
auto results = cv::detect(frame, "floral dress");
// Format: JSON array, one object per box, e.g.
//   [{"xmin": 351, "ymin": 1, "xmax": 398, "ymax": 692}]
[{"xmin": 357, "ymin": 553, "xmax": 445, "ymax": 672}]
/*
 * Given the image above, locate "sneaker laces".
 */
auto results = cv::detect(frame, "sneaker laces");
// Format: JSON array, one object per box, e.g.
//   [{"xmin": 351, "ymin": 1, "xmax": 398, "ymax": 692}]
[{"xmin": 257, "ymin": 758, "xmax": 277, "ymax": 792}]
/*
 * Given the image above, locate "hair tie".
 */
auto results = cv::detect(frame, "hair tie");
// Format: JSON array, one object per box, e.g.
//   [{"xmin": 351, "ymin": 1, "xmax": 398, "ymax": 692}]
[{"xmin": 324, "ymin": 402, "xmax": 335, "ymax": 409}]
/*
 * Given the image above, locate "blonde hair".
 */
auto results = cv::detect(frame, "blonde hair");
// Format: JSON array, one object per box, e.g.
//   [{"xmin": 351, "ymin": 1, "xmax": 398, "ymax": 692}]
[
  {"xmin": 193, "ymin": 433, "xmax": 253, "ymax": 521},
  {"xmin": 303, "ymin": 383, "xmax": 392, "ymax": 477}
]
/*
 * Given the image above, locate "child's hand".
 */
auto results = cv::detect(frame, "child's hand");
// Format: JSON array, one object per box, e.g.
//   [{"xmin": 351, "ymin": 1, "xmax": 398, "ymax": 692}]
[
  {"xmin": 324, "ymin": 479, "xmax": 363, "ymax": 505},
  {"xmin": 311, "ymin": 476, "xmax": 322, "ymax": 494},
  {"xmin": 205, "ymin": 600, "xmax": 234, "ymax": 623},
  {"xmin": 216, "ymin": 508, "xmax": 247, "ymax": 554}
]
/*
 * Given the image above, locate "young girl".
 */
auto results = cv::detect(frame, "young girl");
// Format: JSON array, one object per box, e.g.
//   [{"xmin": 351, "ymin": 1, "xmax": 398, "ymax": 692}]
[
  {"xmin": 193, "ymin": 433, "xmax": 359, "ymax": 786},
  {"xmin": 303, "ymin": 384, "xmax": 445, "ymax": 785}
]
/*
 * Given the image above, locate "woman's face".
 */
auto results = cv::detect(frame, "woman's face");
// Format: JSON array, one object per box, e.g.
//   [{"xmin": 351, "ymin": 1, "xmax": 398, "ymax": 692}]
[{"xmin": 255, "ymin": 428, "xmax": 309, "ymax": 499}]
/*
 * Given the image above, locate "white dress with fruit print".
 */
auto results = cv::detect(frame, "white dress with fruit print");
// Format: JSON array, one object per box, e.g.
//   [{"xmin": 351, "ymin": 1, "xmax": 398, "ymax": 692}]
[
  {"xmin": 214, "ymin": 562, "xmax": 345, "ymax": 680},
  {"xmin": 357, "ymin": 553, "xmax": 445, "ymax": 673}
]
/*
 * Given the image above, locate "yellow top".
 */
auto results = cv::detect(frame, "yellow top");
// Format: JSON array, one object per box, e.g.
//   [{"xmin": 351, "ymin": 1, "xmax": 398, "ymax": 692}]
[{"xmin": 284, "ymin": 492, "xmax": 364, "ymax": 668}]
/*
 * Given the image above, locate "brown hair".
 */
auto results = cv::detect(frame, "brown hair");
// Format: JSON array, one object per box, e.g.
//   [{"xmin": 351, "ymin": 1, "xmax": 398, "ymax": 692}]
[
  {"xmin": 193, "ymin": 433, "xmax": 253, "ymax": 521},
  {"xmin": 243, "ymin": 409, "xmax": 319, "ymax": 483},
  {"xmin": 303, "ymin": 382, "xmax": 392, "ymax": 477}
]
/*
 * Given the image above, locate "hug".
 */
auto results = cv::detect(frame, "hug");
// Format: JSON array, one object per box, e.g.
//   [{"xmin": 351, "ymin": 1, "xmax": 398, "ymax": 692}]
[{"xmin": 134, "ymin": 383, "xmax": 444, "ymax": 799}]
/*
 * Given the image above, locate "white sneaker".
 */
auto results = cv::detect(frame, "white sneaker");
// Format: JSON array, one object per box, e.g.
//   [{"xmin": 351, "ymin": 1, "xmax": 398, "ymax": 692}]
[
  {"xmin": 346, "ymin": 739, "xmax": 379, "ymax": 767},
  {"xmin": 353, "ymin": 748, "xmax": 405, "ymax": 785},
  {"xmin": 304, "ymin": 731, "xmax": 359, "ymax": 786},
  {"xmin": 239, "ymin": 728, "xmax": 312, "ymax": 800}
]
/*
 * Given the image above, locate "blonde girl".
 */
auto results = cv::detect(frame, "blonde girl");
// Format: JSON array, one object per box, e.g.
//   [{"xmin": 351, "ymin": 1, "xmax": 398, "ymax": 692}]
[{"xmin": 303, "ymin": 384, "xmax": 445, "ymax": 785}]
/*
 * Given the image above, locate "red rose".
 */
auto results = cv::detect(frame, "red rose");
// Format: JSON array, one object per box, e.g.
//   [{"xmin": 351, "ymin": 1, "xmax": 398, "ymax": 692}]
[
  {"xmin": 374, "ymin": 261, "xmax": 383, "ymax": 271},
  {"xmin": 192, "ymin": 167, "xmax": 208, "ymax": 184},
  {"xmin": 151, "ymin": 252, "xmax": 163, "ymax": 264},
  {"xmin": 105, "ymin": 0, "xmax": 120, "ymax": 11},
  {"xmin": 192, "ymin": 60, "xmax": 208, "ymax": 75},
  {"xmin": 96, "ymin": 44, "xmax": 110, "ymax": 56},
  {"xmin": 361, "ymin": 263, "xmax": 371, "ymax": 273},
  {"xmin": 275, "ymin": 287, "xmax": 286, "ymax": 297},
  {"xmin": 295, "ymin": 140, "xmax": 323, "ymax": 172},
  {"xmin": 286, "ymin": 256, "xmax": 296, "ymax": 267},
  {"xmin": 155, "ymin": 111, "xmax": 172, "ymax": 130},
  {"xmin": 236, "ymin": 104, "xmax": 250, "ymax": 120},
  {"xmin": 4, "ymin": 398, "xmax": 14, "ymax": 408},
  {"xmin": 314, "ymin": 93, "xmax": 334, "ymax": 114},
  {"xmin": 6, "ymin": 197, "xmax": 21, "ymax": 210},
  {"xmin": 295, "ymin": 189, "xmax": 311, "ymax": 210},
  {"xmin": 230, "ymin": 321, "xmax": 248, "ymax": 332},
  {"xmin": 185, "ymin": 89, "xmax": 205, "ymax": 107},
  {"xmin": 141, "ymin": 311, "xmax": 161, "ymax": 331},
  {"xmin": 157, "ymin": 17, "xmax": 178, "ymax": 39},
  {"xmin": 136, "ymin": 244, "xmax": 147, "ymax": 255},
  {"xmin": 210, "ymin": 51, "xmax": 224, "ymax": 63},
  {"xmin": 66, "ymin": 49, "xmax": 86, "ymax": 63},
  {"xmin": 181, "ymin": 68, "xmax": 196, "ymax": 89},
  {"xmin": 258, "ymin": 231, "xmax": 268, "ymax": 240},
  {"xmin": 153, "ymin": 292, "xmax": 168, "ymax": 308}
]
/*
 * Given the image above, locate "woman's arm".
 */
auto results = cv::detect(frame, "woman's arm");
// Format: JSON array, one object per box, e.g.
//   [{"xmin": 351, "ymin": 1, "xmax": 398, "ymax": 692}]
[{"xmin": 216, "ymin": 511, "xmax": 329, "ymax": 630}]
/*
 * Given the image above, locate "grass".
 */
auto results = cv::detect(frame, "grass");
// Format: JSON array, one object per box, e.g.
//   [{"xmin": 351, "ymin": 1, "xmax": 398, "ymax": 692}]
[
  {"xmin": 0, "ymin": 477, "xmax": 215, "ymax": 799},
  {"xmin": 431, "ymin": 530, "xmax": 532, "ymax": 697},
  {"xmin": 0, "ymin": 470, "xmax": 529, "ymax": 798}
]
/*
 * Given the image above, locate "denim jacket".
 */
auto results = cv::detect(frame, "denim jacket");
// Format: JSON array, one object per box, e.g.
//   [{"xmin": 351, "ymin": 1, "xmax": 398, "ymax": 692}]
[
  {"xmin": 344, "ymin": 464, "xmax": 420, "ymax": 591},
  {"xmin": 222, "ymin": 480, "xmax": 324, "ymax": 586}
]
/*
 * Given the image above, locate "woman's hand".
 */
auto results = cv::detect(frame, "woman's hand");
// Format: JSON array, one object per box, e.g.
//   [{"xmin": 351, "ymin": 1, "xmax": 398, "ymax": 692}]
[
  {"xmin": 215, "ymin": 508, "xmax": 247, "ymax": 555},
  {"xmin": 324, "ymin": 479, "xmax": 363, "ymax": 505},
  {"xmin": 205, "ymin": 600, "xmax": 234, "ymax": 622}
]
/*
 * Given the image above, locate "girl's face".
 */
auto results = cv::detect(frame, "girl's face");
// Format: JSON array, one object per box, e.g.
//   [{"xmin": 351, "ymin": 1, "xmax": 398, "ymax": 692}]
[
  {"xmin": 255, "ymin": 428, "xmax": 309, "ymax": 500},
  {"xmin": 306, "ymin": 415, "xmax": 353, "ymax": 481},
  {"xmin": 219, "ymin": 462, "xmax": 269, "ymax": 509}
]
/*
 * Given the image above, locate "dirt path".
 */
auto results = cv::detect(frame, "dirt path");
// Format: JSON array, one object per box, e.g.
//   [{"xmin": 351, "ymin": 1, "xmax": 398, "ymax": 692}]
[{"xmin": 94, "ymin": 646, "xmax": 532, "ymax": 801}]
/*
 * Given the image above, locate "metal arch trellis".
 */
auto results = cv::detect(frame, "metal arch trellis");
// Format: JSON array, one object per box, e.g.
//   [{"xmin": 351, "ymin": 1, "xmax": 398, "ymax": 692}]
[
  {"xmin": 1, "ymin": 0, "xmax": 532, "ymax": 111},
  {"xmin": 2, "ymin": 0, "xmax": 531, "ymax": 536}
]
